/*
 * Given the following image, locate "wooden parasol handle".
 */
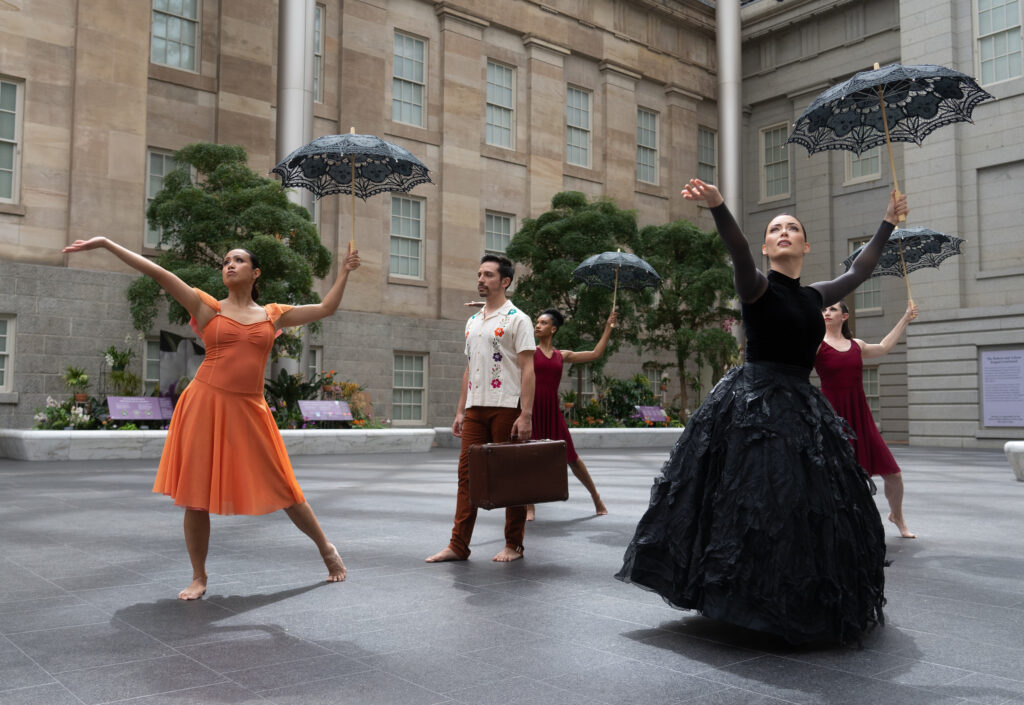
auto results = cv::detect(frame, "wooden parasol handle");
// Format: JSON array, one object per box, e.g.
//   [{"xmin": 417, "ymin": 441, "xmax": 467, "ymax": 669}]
[
  {"xmin": 349, "ymin": 126, "xmax": 357, "ymax": 250},
  {"xmin": 875, "ymin": 63, "xmax": 906, "ymax": 223},
  {"xmin": 896, "ymin": 236, "xmax": 914, "ymax": 307},
  {"xmin": 610, "ymin": 249, "xmax": 621, "ymax": 327}
]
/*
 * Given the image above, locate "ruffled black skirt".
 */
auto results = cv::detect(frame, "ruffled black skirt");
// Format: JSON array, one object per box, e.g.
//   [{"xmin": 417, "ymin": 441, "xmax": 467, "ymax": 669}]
[{"xmin": 616, "ymin": 361, "xmax": 886, "ymax": 644}]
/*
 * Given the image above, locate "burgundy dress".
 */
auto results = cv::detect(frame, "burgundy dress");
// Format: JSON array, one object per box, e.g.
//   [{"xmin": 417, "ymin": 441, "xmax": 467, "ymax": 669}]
[
  {"xmin": 815, "ymin": 341, "xmax": 901, "ymax": 476},
  {"xmin": 532, "ymin": 348, "xmax": 579, "ymax": 464}
]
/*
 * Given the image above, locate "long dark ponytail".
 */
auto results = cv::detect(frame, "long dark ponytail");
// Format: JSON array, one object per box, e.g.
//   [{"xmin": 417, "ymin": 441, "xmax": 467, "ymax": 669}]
[
  {"xmin": 238, "ymin": 248, "xmax": 261, "ymax": 302},
  {"xmin": 838, "ymin": 300, "xmax": 853, "ymax": 339}
]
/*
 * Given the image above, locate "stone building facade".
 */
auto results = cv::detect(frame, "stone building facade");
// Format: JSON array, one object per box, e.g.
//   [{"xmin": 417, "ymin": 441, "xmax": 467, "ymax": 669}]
[
  {"xmin": 739, "ymin": 0, "xmax": 1024, "ymax": 449},
  {"xmin": 0, "ymin": 0, "xmax": 719, "ymax": 429}
]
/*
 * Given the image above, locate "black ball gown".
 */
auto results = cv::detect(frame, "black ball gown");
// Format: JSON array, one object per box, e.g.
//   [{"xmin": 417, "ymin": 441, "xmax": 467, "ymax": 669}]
[{"xmin": 616, "ymin": 203, "xmax": 891, "ymax": 645}]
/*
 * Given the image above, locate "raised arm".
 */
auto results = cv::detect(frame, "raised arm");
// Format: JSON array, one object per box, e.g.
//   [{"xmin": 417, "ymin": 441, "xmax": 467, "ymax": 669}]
[
  {"xmin": 276, "ymin": 245, "xmax": 360, "ymax": 328},
  {"xmin": 681, "ymin": 179, "xmax": 766, "ymax": 303},
  {"xmin": 63, "ymin": 237, "xmax": 201, "ymax": 317},
  {"xmin": 859, "ymin": 301, "xmax": 918, "ymax": 359},
  {"xmin": 563, "ymin": 312, "xmax": 617, "ymax": 364},
  {"xmin": 812, "ymin": 190, "xmax": 907, "ymax": 306}
]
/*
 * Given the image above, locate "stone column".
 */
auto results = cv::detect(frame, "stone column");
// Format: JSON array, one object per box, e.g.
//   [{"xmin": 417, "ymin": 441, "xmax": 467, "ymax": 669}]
[
  {"xmin": 522, "ymin": 35, "xmax": 569, "ymax": 218},
  {"xmin": 664, "ymin": 85, "xmax": 702, "ymax": 223},
  {"xmin": 599, "ymin": 61, "xmax": 641, "ymax": 210}
]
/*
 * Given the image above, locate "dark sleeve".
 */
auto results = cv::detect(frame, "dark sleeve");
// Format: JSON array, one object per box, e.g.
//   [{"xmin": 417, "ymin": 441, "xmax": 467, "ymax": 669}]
[
  {"xmin": 811, "ymin": 220, "xmax": 895, "ymax": 306},
  {"xmin": 710, "ymin": 203, "xmax": 768, "ymax": 303}
]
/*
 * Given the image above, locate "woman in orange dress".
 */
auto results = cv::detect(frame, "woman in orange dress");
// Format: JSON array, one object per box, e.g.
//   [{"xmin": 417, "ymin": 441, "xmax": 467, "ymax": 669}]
[{"xmin": 63, "ymin": 237, "xmax": 360, "ymax": 599}]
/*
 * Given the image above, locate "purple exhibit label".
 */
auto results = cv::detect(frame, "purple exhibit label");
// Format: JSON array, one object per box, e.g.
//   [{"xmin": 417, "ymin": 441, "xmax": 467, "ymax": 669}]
[
  {"xmin": 635, "ymin": 405, "xmax": 668, "ymax": 422},
  {"xmin": 297, "ymin": 400, "xmax": 353, "ymax": 421},
  {"xmin": 107, "ymin": 396, "xmax": 174, "ymax": 420}
]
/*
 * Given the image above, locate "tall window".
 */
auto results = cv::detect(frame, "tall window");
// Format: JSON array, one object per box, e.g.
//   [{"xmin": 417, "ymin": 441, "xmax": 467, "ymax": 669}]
[
  {"xmin": 390, "ymin": 196, "xmax": 423, "ymax": 278},
  {"xmin": 566, "ymin": 86, "xmax": 591, "ymax": 167},
  {"xmin": 485, "ymin": 211, "xmax": 513, "ymax": 254},
  {"xmin": 151, "ymin": 0, "xmax": 199, "ymax": 71},
  {"xmin": 0, "ymin": 79, "xmax": 22, "ymax": 203},
  {"xmin": 978, "ymin": 0, "xmax": 1023, "ymax": 84},
  {"xmin": 761, "ymin": 124, "xmax": 790, "ymax": 200},
  {"xmin": 576, "ymin": 365, "xmax": 596, "ymax": 404},
  {"xmin": 313, "ymin": 4, "xmax": 325, "ymax": 103},
  {"xmin": 143, "ymin": 340, "xmax": 161, "ymax": 395},
  {"xmin": 863, "ymin": 366, "xmax": 881, "ymax": 427},
  {"xmin": 393, "ymin": 32, "xmax": 425, "ymax": 127},
  {"xmin": 0, "ymin": 316, "xmax": 12, "ymax": 392},
  {"xmin": 145, "ymin": 150, "xmax": 179, "ymax": 248},
  {"xmin": 697, "ymin": 126, "xmax": 717, "ymax": 185},
  {"xmin": 486, "ymin": 61, "xmax": 515, "ymax": 148},
  {"xmin": 393, "ymin": 353, "xmax": 426, "ymax": 422},
  {"xmin": 307, "ymin": 345, "xmax": 323, "ymax": 381},
  {"xmin": 845, "ymin": 147, "xmax": 881, "ymax": 183},
  {"xmin": 851, "ymin": 238, "xmax": 882, "ymax": 311},
  {"xmin": 636, "ymin": 108, "xmax": 658, "ymax": 184}
]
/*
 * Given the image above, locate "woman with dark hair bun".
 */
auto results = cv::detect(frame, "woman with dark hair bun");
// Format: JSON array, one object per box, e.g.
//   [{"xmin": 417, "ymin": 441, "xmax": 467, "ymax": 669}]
[
  {"xmin": 817, "ymin": 300, "xmax": 919, "ymax": 538},
  {"xmin": 62, "ymin": 237, "xmax": 360, "ymax": 599},
  {"xmin": 526, "ymin": 308, "xmax": 616, "ymax": 519}
]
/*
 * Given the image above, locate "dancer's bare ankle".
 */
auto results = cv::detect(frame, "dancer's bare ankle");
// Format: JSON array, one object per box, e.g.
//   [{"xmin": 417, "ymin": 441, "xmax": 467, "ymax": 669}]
[
  {"xmin": 178, "ymin": 575, "xmax": 207, "ymax": 600},
  {"xmin": 322, "ymin": 543, "xmax": 347, "ymax": 582}
]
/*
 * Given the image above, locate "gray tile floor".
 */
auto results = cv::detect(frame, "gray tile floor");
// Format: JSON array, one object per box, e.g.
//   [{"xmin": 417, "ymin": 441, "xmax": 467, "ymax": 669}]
[{"xmin": 1, "ymin": 446, "xmax": 1022, "ymax": 704}]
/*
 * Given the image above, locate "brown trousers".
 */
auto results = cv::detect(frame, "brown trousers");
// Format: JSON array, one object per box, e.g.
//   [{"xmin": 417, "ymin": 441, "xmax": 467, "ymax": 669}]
[{"xmin": 447, "ymin": 406, "xmax": 527, "ymax": 558}]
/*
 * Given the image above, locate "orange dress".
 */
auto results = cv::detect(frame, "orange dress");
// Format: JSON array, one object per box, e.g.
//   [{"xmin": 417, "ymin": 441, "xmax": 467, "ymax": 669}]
[{"xmin": 153, "ymin": 289, "xmax": 306, "ymax": 515}]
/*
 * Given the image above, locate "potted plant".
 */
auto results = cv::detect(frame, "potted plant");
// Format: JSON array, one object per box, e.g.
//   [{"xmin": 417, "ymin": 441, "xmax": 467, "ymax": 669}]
[
  {"xmin": 103, "ymin": 344, "xmax": 135, "ymax": 372},
  {"xmin": 62, "ymin": 366, "xmax": 91, "ymax": 402}
]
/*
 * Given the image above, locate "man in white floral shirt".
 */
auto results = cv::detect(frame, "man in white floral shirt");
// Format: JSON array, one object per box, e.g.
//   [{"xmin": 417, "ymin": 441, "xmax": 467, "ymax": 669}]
[{"xmin": 426, "ymin": 254, "xmax": 536, "ymax": 563}]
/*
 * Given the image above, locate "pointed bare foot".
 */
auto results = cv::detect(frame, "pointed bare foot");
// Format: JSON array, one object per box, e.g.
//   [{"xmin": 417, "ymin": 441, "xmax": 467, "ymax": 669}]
[
  {"xmin": 526, "ymin": 504, "xmax": 535, "ymax": 521},
  {"xmin": 178, "ymin": 576, "xmax": 207, "ymax": 600},
  {"xmin": 322, "ymin": 543, "xmax": 347, "ymax": 582},
  {"xmin": 594, "ymin": 496, "xmax": 608, "ymax": 516},
  {"xmin": 493, "ymin": 547, "xmax": 523, "ymax": 562},
  {"xmin": 425, "ymin": 547, "xmax": 466, "ymax": 563},
  {"xmin": 889, "ymin": 513, "xmax": 917, "ymax": 538}
]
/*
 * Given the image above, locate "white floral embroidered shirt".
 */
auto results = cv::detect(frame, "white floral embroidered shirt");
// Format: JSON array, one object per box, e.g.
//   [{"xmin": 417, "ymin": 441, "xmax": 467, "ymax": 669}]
[{"xmin": 463, "ymin": 300, "xmax": 535, "ymax": 410}]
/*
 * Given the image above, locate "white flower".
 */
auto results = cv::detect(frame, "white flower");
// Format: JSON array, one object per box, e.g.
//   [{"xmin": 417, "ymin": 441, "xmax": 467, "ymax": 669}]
[
  {"xmin": 104, "ymin": 353, "xmax": 115, "ymax": 368},
  {"xmin": 46, "ymin": 396, "xmax": 58, "ymax": 407}
]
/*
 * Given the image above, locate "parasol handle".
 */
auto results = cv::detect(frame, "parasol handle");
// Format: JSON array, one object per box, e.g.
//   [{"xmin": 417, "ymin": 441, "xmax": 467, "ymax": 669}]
[
  {"xmin": 897, "ymin": 237, "xmax": 913, "ymax": 306},
  {"xmin": 875, "ymin": 63, "xmax": 906, "ymax": 223},
  {"xmin": 349, "ymin": 126, "xmax": 357, "ymax": 250},
  {"xmin": 610, "ymin": 249, "xmax": 621, "ymax": 327}
]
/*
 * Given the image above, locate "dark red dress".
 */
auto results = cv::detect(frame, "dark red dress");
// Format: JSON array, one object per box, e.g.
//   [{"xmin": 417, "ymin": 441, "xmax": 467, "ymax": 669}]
[
  {"xmin": 532, "ymin": 348, "xmax": 579, "ymax": 464},
  {"xmin": 815, "ymin": 341, "xmax": 901, "ymax": 476}
]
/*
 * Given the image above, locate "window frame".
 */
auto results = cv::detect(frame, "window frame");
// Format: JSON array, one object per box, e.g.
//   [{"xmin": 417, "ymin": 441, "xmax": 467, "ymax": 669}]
[
  {"xmin": 0, "ymin": 315, "xmax": 14, "ymax": 393},
  {"xmin": 863, "ymin": 365, "xmax": 881, "ymax": 429},
  {"xmin": 975, "ymin": 0, "xmax": 1024, "ymax": 86},
  {"xmin": 143, "ymin": 339, "xmax": 161, "ymax": 395},
  {"xmin": 759, "ymin": 123, "xmax": 791, "ymax": 202},
  {"xmin": 150, "ymin": 0, "xmax": 201, "ymax": 73},
  {"xmin": 392, "ymin": 352, "xmax": 427, "ymax": 425},
  {"xmin": 389, "ymin": 195, "xmax": 425, "ymax": 279},
  {"xmin": 313, "ymin": 3, "xmax": 326, "ymax": 103},
  {"xmin": 844, "ymin": 146, "xmax": 882, "ymax": 185},
  {"xmin": 392, "ymin": 31, "xmax": 427, "ymax": 128},
  {"xmin": 306, "ymin": 345, "xmax": 323, "ymax": 382},
  {"xmin": 636, "ymin": 107, "xmax": 659, "ymax": 184},
  {"xmin": 485, "ymin": 60, "xmax": 515, "ymax": 149},
  {"xmin": 145, "ymin": 149, "xmax": 180, "ymax": 249},
  {"xmin": 566, "ymin": 85, "xmax": 592, "ymax": 168},
  {"xmin": 697, "ymin": 126, "xmax": 717, "ymax": 186},
  {"xmin": 484, "ymin": 211, "xmax": 514, "ymax": 255},
  {"xmin": 0, "ymin": 77, "xmax": 24, "ymax": 205},
  {"xmin": 850, "ymin": 237, "xmax": 883, "ymax": 312}
]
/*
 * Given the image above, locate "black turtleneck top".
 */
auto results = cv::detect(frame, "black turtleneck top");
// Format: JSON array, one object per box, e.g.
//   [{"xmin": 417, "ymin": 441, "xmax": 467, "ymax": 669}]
[{"xmin": 709, "ymin": 203, "xmax": 895, "ymax": 371}]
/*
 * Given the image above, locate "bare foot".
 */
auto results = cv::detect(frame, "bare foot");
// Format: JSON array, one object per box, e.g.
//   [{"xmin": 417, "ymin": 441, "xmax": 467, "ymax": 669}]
[
  {"xmin": 526, "ymin": 504, "xmax": 535, "ymax": 521},
  {"xmin": 322, "ymin": 543, "xmax": 347, "ymax": 582},
  {"xmin": 178, "ymin": 576, "xmax": 207, "ymax": 600},
  {"xmin": 493, "ymin": 547, "xmax": 523, "ymax": 562},
  {"xmin": 889, "ymin": 513, "xmax": 917, "ymax": 538},
  {"xmin": 425, "ymin": 547, "xmax": 466, "ymax": 563},
  {"xmin": 594, "ymin": 496, "xmax": 608, "ymax": 516}
]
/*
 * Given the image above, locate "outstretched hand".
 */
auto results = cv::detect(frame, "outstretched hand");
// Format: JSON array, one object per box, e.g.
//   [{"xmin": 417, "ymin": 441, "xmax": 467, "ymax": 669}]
[
  {"xmin": 341, "ymin": 243, "xmax": 361, "ymax": 272},
  {"xmin": 885, "ymin": 189, "xmax": 909, "ymax": 224},
  {"xmin": 681, "ymin": 178, "xmax": 724, "ymax": 208},
  {"xmin": 62, "ymin": 237, "xmax": 108, "ymax": 253},
  {"xmin": 606, "ymin": 311, "xmax": 618, "ymax": 329},
  {"xmin": 905, "ymin": 301, "xmax": 919, "ymax": 321}
]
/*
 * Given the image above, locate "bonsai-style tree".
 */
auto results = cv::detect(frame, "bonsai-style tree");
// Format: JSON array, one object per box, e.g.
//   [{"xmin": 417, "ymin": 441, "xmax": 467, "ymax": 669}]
[
  {"xmin": 505, "ymin": 191, "xmax": 646, "ymax": 393},
  {"xmin": 128, "ymin": 142, "xmax": 332, "ymax": 358},
  {"xmin": 632, "ymin": 219, "xmax": 740, "ymax": 415}
]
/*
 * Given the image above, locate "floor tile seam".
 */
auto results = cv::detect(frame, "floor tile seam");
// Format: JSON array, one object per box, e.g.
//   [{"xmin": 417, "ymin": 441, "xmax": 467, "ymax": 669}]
[
  {"xmin": 891, "ymin": 584, "xmax": 1024, "ymax": 608},
  {"xmin": 480, "ymin": 673, "xmax": 620, "ymax": 705},
  {"xmin": 4, "ymin": 554, "xmax": 90, "ymax": 595},
  {"xmin": 0, "ymin": 679, "xmax": 89, "ymax": 704},
  {"xmin": 684, "ymin": 653, "xmax": 771, "ymax": 679},
  {"xmin": 219, "ymin": 654, "xmax": 378, "ymax": 685},
  {"xmin": 893, "ymin": 625, "xmax": 1024, "ymax": 659},
  {"xmin": 0, "ymin": 616, "xmax": 112, "ymax": 637},
  {"xmin": 94, "ymin": 679, "xmax": 270, "ymax": 704},
  {"xmin": 1, "ymin": 628, "xmax": 83, "ymax": 685},
  {"xmin": 685, "ymin": 672, "xmax": 802, "ymax": 703},
  {"xmin": 48, "ymin": 650, "xmax": 225, "ymax": 678}
]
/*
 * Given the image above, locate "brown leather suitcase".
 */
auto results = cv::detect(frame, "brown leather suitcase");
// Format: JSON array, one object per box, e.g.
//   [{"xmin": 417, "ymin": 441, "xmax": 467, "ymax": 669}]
[{"xmin": 468, "ymin": 439, "xmax": 569, "ymax": 510}]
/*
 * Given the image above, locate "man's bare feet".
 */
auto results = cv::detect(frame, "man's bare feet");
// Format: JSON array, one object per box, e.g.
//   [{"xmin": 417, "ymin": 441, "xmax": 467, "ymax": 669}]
[
  {"xmin": 594, "ymin": 496, "xmax": 608, "ymax": 516},
  {"xmin": 525, "ymin": 504, "xmax": 535, "ymax": 521},
  {"xmin": 889, "ymin": 513, "xmax": 917, "ymax": 538},
  {"xmin": 493, "ymin": 546, "xmax": 523, "ymax": 562},
  {"xmin": 322, "ymin": 543, "xmax": 347, "ymax": 582},
  {"xmin": 425, "ymin": 547, "xmax": 466, "ymax": 563},
  {"xmin": 178, "ymin": 575, "xmax": 207, "ymax": 600}
]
